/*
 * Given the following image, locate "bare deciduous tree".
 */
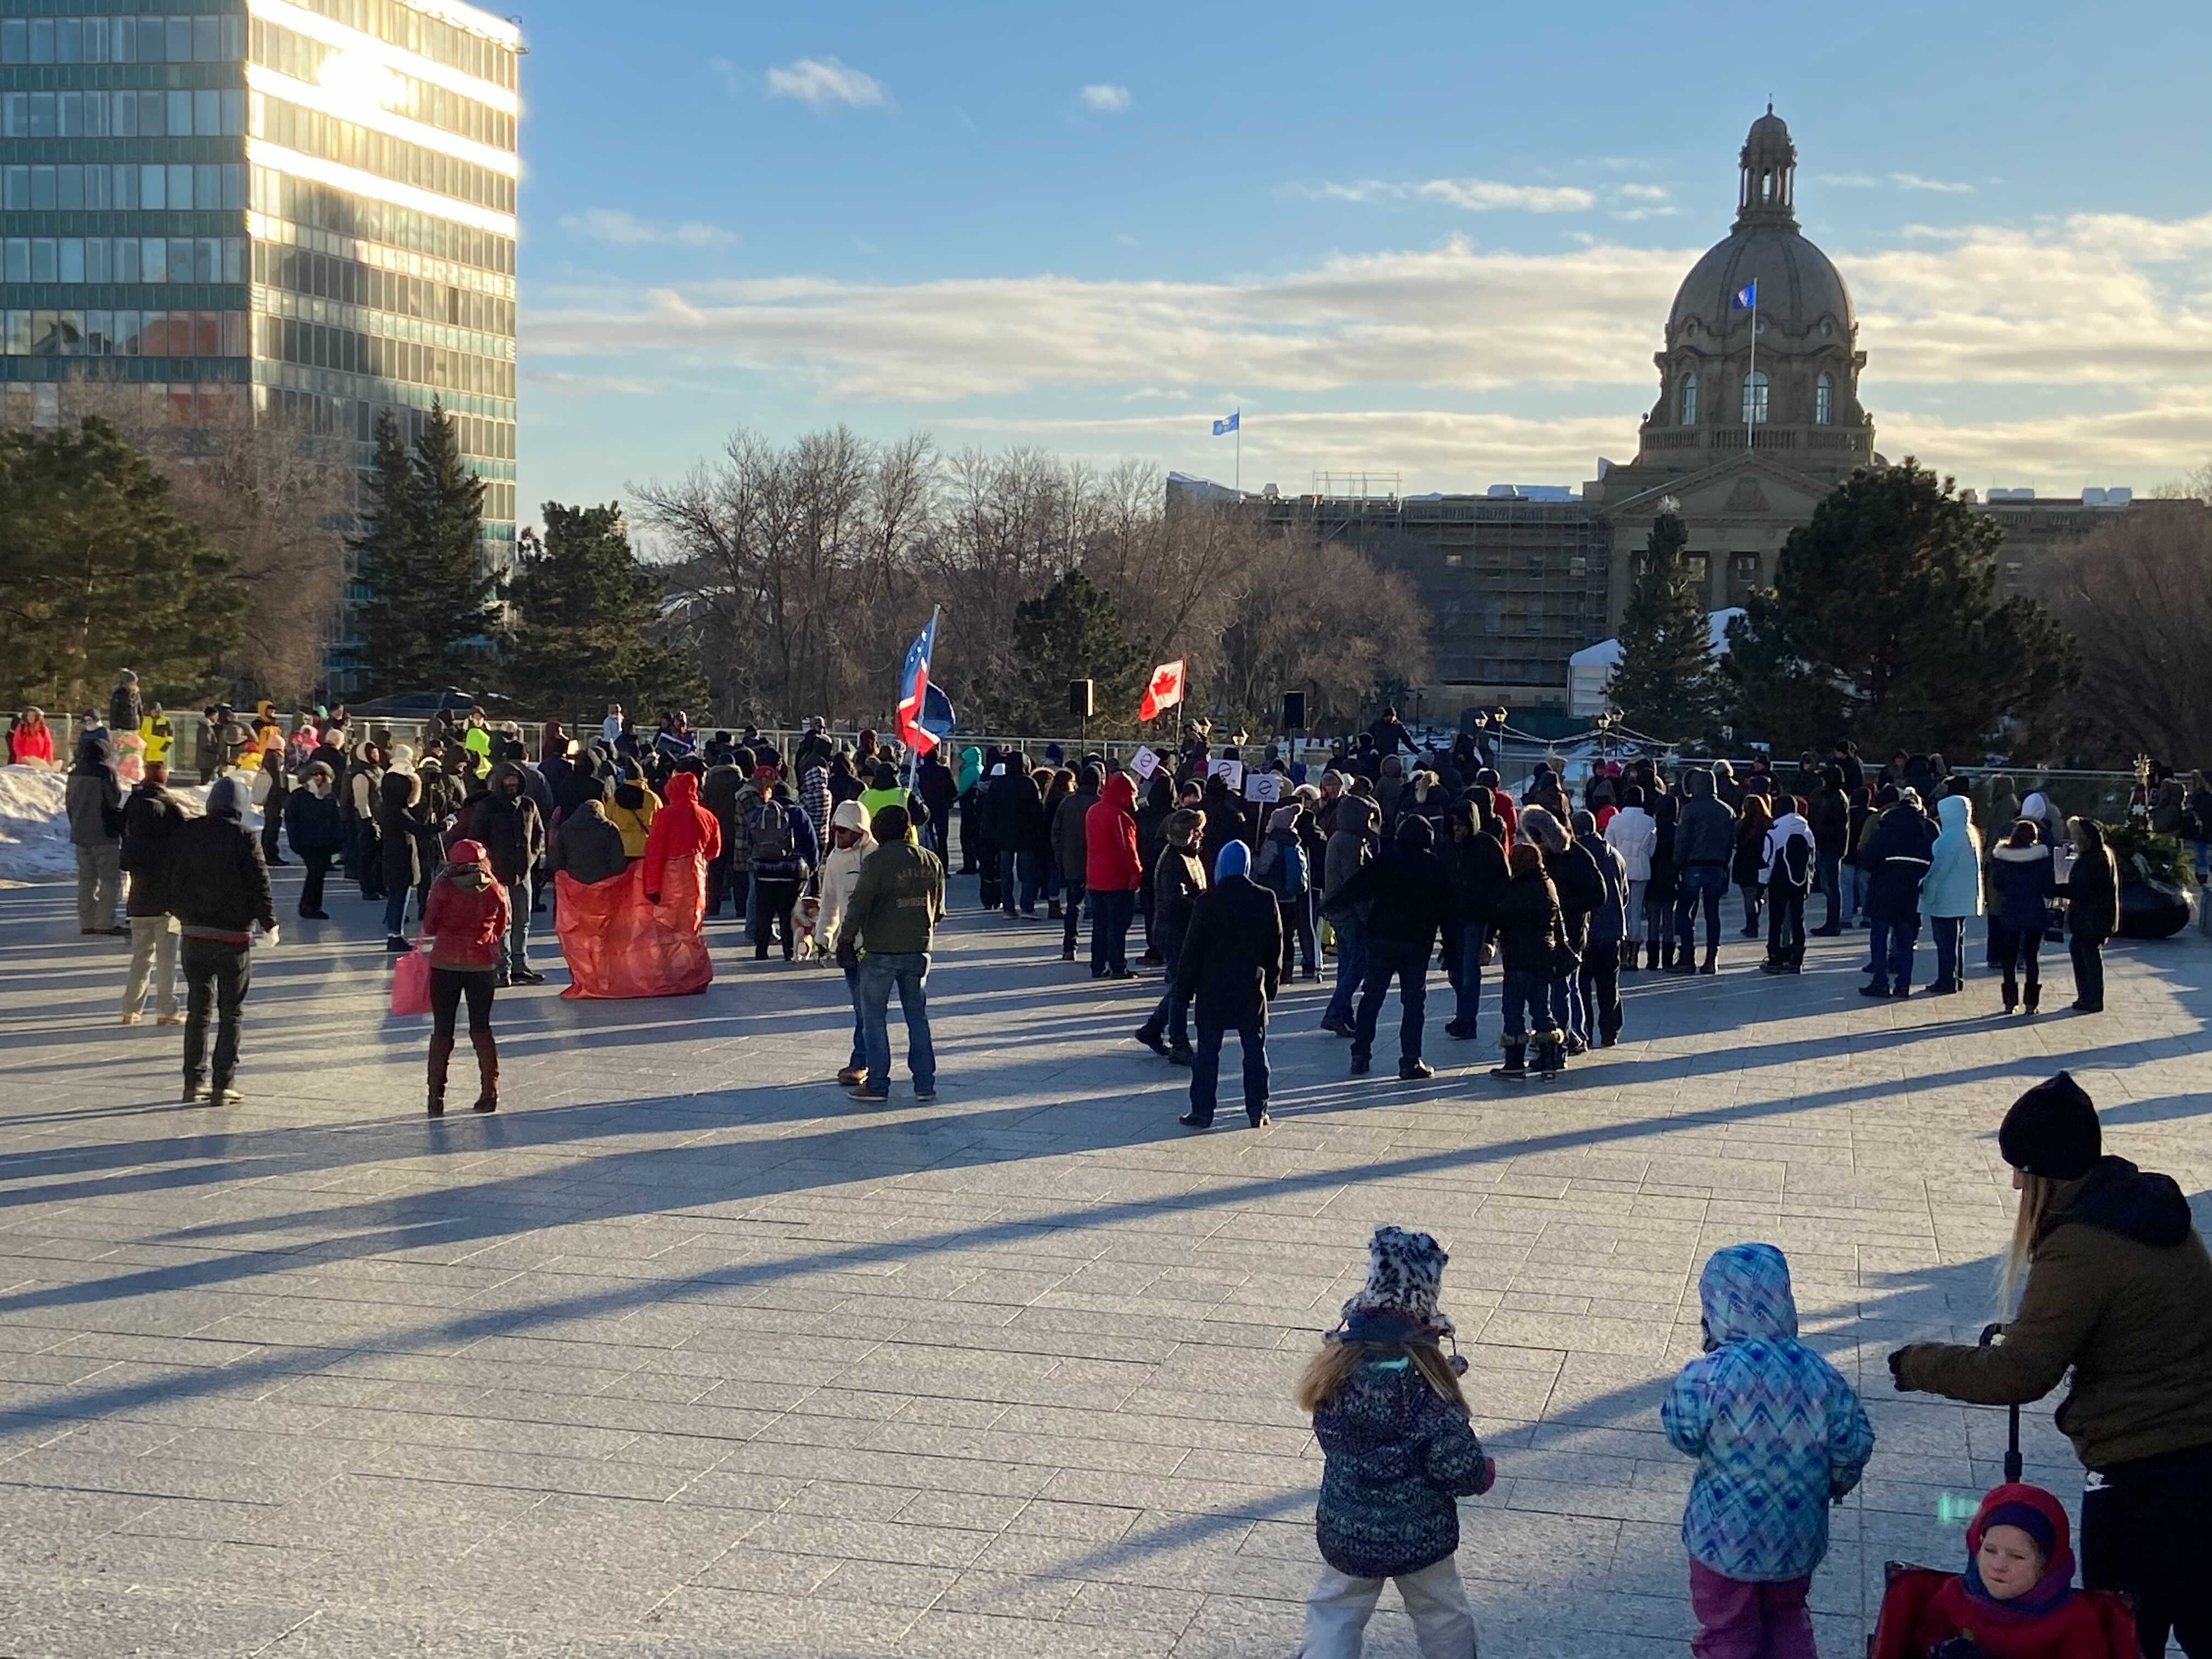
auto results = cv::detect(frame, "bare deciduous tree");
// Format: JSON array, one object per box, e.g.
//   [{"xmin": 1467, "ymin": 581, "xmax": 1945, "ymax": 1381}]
[{"xmin": 2035, "ymin": 500, "xmax": 2212, "ymax": 764}]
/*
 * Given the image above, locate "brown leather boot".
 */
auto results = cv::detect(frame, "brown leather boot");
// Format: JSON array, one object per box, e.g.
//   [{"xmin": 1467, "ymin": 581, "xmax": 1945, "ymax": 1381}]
[
  {"xmin": 469, "ymin": 1029, "xmax": 499, "ymax": 1113},
  {"xmin": 427, "ymin": 1034, "xmax": 454, "ymax": 1116}
]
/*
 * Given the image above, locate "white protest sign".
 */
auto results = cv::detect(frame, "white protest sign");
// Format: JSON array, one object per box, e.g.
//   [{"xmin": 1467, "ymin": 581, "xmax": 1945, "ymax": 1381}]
[
  {"xmin": 1130, "ymin": 746, "xmax": 1160, "ymax": 780},
  {"xmin": 1207, "ymin": 758, "xmax": 1244, "ymax": 790},
  {"xmin": 1244, "ymin": 770, "xmax": 1283, "ymax": 804}
]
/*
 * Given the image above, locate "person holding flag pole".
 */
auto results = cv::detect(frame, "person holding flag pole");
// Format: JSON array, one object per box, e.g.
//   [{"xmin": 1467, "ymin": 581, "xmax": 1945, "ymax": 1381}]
[{"xmin": 895, "ymin": 608, "xmax": 939, "ymax": 809}]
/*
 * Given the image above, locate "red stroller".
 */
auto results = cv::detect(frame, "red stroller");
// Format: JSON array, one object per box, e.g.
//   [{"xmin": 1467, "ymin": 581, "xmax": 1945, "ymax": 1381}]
[{"xmin": 1869, "ymin": 1328, "xmax": 2137, "ymax": 1659}]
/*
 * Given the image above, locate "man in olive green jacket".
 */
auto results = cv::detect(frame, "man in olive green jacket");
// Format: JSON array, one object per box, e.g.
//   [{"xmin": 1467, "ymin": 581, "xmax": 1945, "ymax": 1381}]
[{"xmin": 845, "ymin": 805, "xmax": 945, "ymax": 1104}]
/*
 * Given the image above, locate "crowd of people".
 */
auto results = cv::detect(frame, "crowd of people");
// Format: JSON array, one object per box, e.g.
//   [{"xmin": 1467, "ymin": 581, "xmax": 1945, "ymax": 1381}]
[{"xmin": 31, "ymin": 683, "xmax": 2198, "ymax": 1130}]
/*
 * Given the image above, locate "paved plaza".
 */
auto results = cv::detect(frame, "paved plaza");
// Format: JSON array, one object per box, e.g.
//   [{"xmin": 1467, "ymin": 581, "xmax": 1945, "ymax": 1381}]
[{"xmin": 0, "ymin": 870, "xmax": 2205, "ymax": 1658}]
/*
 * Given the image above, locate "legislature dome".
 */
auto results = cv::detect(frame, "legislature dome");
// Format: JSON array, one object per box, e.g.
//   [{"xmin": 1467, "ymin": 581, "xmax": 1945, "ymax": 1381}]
[{"xmin": 1639, "ymin": 108, "xmax": 1870, "ymax": 453}]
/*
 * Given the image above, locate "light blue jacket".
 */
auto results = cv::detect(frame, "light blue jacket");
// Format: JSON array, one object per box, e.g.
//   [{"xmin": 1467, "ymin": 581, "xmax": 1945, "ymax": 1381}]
[
  {"xmin": 1920, "ymin": 793, "xmax": 1984, "ymax": 919},
  {"xmin": 1662, "ymin": 1244, "xmax": 1874, "ymax": 1582}
]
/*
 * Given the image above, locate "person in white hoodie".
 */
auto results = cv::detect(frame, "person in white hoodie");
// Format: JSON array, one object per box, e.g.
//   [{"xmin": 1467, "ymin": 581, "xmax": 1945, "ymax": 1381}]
[
  {"xmin": 1757, "ymin": 796, "xmax": 1816, "ymax": 973},
  {"xmin": 815, "ymin": 797, "xmax": 878, "ymax": 1087},
  {"xmin": 1604, "ymin": 783, "xmax": 1658, "ymax": 975}
]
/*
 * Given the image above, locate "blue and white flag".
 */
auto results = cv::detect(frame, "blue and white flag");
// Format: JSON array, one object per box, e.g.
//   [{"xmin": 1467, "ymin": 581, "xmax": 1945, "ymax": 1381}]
[
  {"xmin": 1212, "ymin": 411, "xmax": 1239, "ymax": 436},
  {"xmin": 1731, "ymin": 280, "xmax": 1758, "ymax": 310}
]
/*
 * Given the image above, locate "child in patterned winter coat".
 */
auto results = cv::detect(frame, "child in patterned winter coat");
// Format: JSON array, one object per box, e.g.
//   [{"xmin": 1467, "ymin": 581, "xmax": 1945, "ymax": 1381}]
[
  {"xmin": 1664, "ymin": 1243, "xmax": 1875, "ymax": 1659},
  {"xmin": 1296, "ymin": 1226, "xmax": 1497, "ymax": 1658}
]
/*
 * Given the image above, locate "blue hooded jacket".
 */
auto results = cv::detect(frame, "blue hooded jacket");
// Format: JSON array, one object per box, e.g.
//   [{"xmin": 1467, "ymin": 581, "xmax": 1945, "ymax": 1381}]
[
  {"xmin": 1920, "ymin": 793, "xmax": 1984, "ymax": 920},
  {"xmin": 1662, "ymin": 1244, "xmax": 1874, "ymax": 1582}
]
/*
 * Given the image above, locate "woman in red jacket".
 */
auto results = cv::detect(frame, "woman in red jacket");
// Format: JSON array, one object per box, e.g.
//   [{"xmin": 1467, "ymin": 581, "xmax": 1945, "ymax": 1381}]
[
  {"xmin": 421, "ymin": 838, "xmax": 510, "ymax": 1116},
  {"xmin": 7, "ymin": 707, "xmax": 55, "ymax": 767},
  {"xmin": 1084, "ymin": 771, "xmax": 1143, "ymax": 979}
]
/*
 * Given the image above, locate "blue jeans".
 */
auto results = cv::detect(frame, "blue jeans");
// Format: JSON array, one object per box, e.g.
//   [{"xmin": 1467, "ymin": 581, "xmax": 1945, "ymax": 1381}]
[
  {"xmin": 1324, "ymin": 912, "xmax": 1366, "ymax": 1024},
  {"xmin": 1090, "ymin": 888, "xmax": 1135, "ymax": 975},
  {"xmin": 1549, "ymin": 972, "xmax": 1576, "ymax": 1044},
  {"xmin": 859, "ymin": 951, "xmax": 934, "ymax": 1092},
  {"xmin": 1843, "ymin": 863, "xmax": 1870, "ymax": 923},
  {"xmin": 1674, "ymin": 864, "xmax": 1728, "ymax": 955},
  {"xmin": 383, "ymin": 884, "xmax": 408, "ymax": 938},
  {"xmin": 839, "ymin": 960, "xmax": 867, "ymax": 1070},
  {"xmin": 505, "ymin": 880, "xmax": 529, "ymax": 972},
  {"xmin": 1142, "ymin": 942, "xmax": 1193, "ymax": 1050},
  {"xmin": 1189, "ymin": 1017, "xmax": 1268, "ymax": 1124},
  {"xmin": 1500, "ymin": 968, "xmax": 1545, "ymax": 1042},
  {"xmin": 1352, "ymin": 938, "xmax": 1428, "ymax": 1065},
  {"xmin": 1444, "ymin": 922, "xmax": 1483, "ymax": 1032},
  {"xmin": 1866, "ymin": 915, "xmax": 1918, "ymax": 990}
]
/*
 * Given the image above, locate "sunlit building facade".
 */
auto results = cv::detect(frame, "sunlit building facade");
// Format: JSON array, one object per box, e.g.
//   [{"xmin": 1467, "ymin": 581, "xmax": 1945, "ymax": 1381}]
[{"xmin": 1, "ymin": 0, "xmax": 518, "ymax": 683}]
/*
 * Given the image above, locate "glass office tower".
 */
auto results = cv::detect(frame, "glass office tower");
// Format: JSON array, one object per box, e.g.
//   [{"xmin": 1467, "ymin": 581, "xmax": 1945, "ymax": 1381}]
[{"xmin": 1, "ymin": 0, "xmax": 519, "ymax": 685}]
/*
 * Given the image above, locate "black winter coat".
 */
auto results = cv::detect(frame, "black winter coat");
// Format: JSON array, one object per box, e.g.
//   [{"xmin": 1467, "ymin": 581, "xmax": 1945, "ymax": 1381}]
[
  {"xmin": 284, "ymin": 786, "xmax": 346, "ymax": 857},
  {"xmin": 120, "ymin": 784, "xmax": 185, "ymax": 917},
  {"xmin": 1442, "ymin": 830, "xmax": 1508, "ymax": 927},
  {"xmin": 1175, "ymin": 873, "xmax": 1282, "ymax": 1026},
  {"xmin": 2066, "ymin": 844, "xmax": 2121, "ymax": 944},
  {"xmin": 1152, "ymin": 844, "xmax": 1206, "ymax": 959},
  {"xmin": 1863, "ymin": 805, "xmax": 1937, "ymax": 926},
  {"xmin": 986, "ymin": 771, "xmax": 1047, "ymax": 855},
  {"xmin": 169, "ymin": 815, "xmax": 275, "ymax": 937},
  {"xmin": 377, "ymin": 771, "xmax": 425, "ymax": 892},
  {"xmin": 465, "ymin": 763, "xmax": 546, "ymax": 885},
  {"xmin": 1545, "ymin": 839, "xmax": 1606, "ymax": 950},
  {"xmin": 1809, "ymin": 787, "xmax": 1850, "ymax": 859},
  {"xmin": 1324, "ymin": 838, "xmax": 1452, "ymax": 953},
  {"xmin": 1489, "ymin": 869, "xmax": 1564, "ymax": 976}
]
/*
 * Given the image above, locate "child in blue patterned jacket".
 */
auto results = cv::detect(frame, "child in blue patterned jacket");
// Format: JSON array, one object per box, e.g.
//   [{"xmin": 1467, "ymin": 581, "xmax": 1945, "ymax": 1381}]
[
  {"xmin": 1664, "ymin": 1243, "xmax": 1875, "ymax": 1659},
  {"xmin": 1296, "ymin": 1226, "xmax": 1496, "ymax": 1658}
]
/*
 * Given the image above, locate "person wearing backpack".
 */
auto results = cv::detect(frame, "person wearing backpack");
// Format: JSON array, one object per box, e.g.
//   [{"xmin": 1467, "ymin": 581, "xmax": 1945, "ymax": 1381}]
[
  {"xmin": 746, "ymin": 780, "xmax": 820, "ymax": 961},
  {"xmin": 1255, "ymin": 803, "xmax": 1314, "ymax": 982},
  {"xmin": 1759, "ymin": 796, "xmax": 1819, "ymax": 974}
]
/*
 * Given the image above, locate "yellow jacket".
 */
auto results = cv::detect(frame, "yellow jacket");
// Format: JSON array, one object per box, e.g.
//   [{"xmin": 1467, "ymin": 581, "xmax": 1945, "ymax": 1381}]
[
  {"xmin": 606, "ymin": 787, "xmax": 660, "ymax": 859},
  {"xmin": 138, "ymin": 716, "xmax": 172, "ymax": 764}
]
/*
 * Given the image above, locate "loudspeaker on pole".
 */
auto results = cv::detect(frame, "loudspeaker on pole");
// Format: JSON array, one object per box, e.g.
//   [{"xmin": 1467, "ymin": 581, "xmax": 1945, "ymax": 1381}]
[
  {"xmin": 1280, "ymin": 691, "xmax": 1307, "ymax": 732},
  {"xmin": 1068, "ymin": 679, "xmax": 1094, "ymax": 719}
]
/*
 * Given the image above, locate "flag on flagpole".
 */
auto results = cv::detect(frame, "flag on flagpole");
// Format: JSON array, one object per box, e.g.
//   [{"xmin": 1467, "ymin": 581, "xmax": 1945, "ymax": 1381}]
[
  {"xmin": 1138, "ymin": 658, "xmax": 1186, "ymax": 722},
  {"xmin": 1211, "ymin": 411, "xmax": 1239, "ymax": 436},
  {"xmin": 895, "ymin": 608, "xmax": 939, "ymax": 755},
  {"xmin": 1730, "ymin": 280, "xmax": 1758, "ymax": 309}
]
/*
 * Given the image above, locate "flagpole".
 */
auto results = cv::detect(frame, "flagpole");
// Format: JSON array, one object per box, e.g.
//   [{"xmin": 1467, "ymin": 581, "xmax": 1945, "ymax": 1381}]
[
  {"xmin": 1746, "ymin": 291, "xmax": 1757, "ymax": 450},
  {"xmin": 1235, "ymin": 411, "xmax": 1241, "ymax": 495},
  {"xmin": 906, "ymin": 603, "xmax": 938, "ymax": 800}
]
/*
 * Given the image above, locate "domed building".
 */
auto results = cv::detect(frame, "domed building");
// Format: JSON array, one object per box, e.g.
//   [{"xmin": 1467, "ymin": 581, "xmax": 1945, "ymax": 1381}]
[{"xmin": 1589, "ymin": 108, "xmax": 1880, "ymax": 628}]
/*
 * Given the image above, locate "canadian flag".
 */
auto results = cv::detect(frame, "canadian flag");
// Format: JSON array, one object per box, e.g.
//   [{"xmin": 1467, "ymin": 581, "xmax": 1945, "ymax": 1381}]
[{"xmin": 1138, "ymin": 658, "xmax": 1186, "ymax": 722}]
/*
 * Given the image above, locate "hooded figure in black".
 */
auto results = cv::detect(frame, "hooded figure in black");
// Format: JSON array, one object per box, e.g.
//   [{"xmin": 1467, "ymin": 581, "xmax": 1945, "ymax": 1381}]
[
  {"xmin": 169, "ymin": 776, "xmax": 276, "ymax": 1106},
  {"xmin": 376, "ymin": 766, "xmax": 426, "ymax": 949},
  {"xmin": 1440, "ymin": 797, "xmax": 1508, "ymax": 1041},
  {"xmin": 463, "ymin": 760, "xmax": 545, "ymax": 984},
  {"xmin": 1325, "ymin": 814, "xmax": 1452, "ymax": 1080},
  {"xmin": 1172, "ymin": 839, "xmax": 1281, "ymax": 1130},
  {"xmin": 1859, "ymin": 785, "xmax": 1936, "ymax": 997}
]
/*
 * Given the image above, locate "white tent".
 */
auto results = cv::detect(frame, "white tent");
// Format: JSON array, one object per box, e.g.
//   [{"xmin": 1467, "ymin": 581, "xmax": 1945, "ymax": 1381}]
[{"xmin": 1569, "ymin": 608, "xmax": 1743, "ymax": 718}]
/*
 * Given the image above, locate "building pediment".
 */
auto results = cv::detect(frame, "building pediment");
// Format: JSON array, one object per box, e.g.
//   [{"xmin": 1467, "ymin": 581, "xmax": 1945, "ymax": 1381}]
[{"xmin": 1595, "ymin": 452, "xmax": 1830, "ymax": 523}]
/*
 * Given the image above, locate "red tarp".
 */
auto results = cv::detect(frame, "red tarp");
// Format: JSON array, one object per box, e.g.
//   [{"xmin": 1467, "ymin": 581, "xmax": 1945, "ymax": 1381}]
[{"xmin": 554, "ymin": 853, "xmax": 714, "ymax": 998}]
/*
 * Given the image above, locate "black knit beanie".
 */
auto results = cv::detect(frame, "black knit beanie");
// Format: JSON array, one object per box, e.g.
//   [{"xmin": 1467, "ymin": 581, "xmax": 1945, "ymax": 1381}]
[{"xmin": 1997, "ymin": 1073, "xmax": 2101, "ymax": 1180}]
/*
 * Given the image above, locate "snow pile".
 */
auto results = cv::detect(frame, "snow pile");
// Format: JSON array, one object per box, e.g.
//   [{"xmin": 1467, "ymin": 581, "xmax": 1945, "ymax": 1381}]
[
  {"xmin": 0, "ymin": 765, "xmax": 75, "ymax": 882},
  {"xmin": 0, "ymin": 765, "xmax": 212, "ymax": 884}
]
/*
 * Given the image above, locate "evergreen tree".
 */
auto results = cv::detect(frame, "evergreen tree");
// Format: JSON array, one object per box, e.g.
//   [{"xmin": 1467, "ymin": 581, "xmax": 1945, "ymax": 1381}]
[
  {"xmin": 1606, "ymin": 507, "xmax": 1722, "ymax": 746},
  {"xmin": 351, "ymin": 403, "xmax": 499, "ymax": 694},
  {"xmin": 504, "ymin": 501, "xmax": 703, "ymax": 719},
  {"xmin": 1723, "ymin": 459, "xmax": 2079, "ymax": 758},
  {"xmin": 0, "ymin": 417, "xmax": 235, "ymax": 710},
  {"xmin": 1008, "ymin": 569, "xmax": 1147, "ymax": 732}
]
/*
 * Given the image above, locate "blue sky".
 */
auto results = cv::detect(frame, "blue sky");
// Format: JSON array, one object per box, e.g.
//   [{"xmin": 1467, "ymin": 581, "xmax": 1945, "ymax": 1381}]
[{"xmin": 511, "ymin": 0, "xmax": 2212, "ymax": 528}]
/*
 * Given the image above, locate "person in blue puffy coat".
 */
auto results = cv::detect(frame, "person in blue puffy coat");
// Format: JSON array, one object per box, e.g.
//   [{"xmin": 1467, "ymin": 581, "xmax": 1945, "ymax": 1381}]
[
  {"xmin": 1920, "ymin": 791, "xmax": 1985, "ymax": 995},
  {"xmin": 1663, "ymin": 1243, "xmax": 1874, "ymax": 1659}
]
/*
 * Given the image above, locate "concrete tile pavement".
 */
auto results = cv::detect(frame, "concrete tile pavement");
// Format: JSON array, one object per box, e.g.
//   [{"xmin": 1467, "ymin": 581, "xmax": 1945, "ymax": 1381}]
[{"xmin": 0, "ymin": 867, "xmax": 2206, "ymax": 1656}]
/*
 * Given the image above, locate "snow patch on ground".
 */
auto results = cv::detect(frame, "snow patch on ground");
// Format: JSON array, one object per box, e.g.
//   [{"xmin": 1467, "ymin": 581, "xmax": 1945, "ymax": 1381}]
[{"xmin": 0, "ymin": 765, "xmax": 211, "ymax": 884}]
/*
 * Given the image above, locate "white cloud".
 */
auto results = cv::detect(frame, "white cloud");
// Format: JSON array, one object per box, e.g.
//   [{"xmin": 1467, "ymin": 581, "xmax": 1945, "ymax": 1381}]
[
  {"xmin": 558, "ymin": 208, "xmax": 735, "ymax": 248},
  {"xmin": 526, "ymin": 206, "xmax": 2212, "ymax": 486},
  {"xmin": 765, "ymin": 56, "xmax": 889, "ymax": 110},
  {"xmin": 1308, "ymin": 178, "xmax": 1595, "ymax": 213},
  {"xmin": 1821, "ymin": 171, "xmax": 1973, "ymax": 193},
  {"xmin": 1080, "ymin": 83, "xmax": 1132, "ymax": 114},
  {"xmin": 1617, "ymin": 183, "xmax": 1672, "ymax": 203}
]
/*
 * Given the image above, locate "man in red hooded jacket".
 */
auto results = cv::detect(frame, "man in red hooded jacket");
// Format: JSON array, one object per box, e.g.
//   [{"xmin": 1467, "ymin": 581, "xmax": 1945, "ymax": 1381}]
[{"xmin": 1084, "ymin": 771, "xmax": 1143, "ymax": 979}]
